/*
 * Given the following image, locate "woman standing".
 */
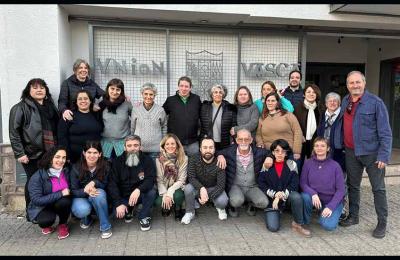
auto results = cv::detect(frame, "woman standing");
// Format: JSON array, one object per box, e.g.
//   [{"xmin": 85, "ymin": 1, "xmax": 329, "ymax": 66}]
[
  {"xmin": 200, "ymin": 84, "xmax": 237, "ymax": 151},
  {"xmin": 58, "ymin": 90, "xmax": 103, "ymax": 163},
  {"xmin": 58, "ymin": 58, "xmax": 104, "ymax": 121},
  {"xmin": 293, "ymin": 84, "xmax": 325, "ymax": 166},
  {"xmin": 27, "ymin": 146, "xmax": 71, "ymax": 240},
  {"xmin": 254, "ymin": 81, "xmax": 294, "ymax": 115},
  {"xmin": 155, "ymin": 134, "xmax": 188, "ymax": 220},
  {"xmin": 232, "ymin": 86, "xmax": 259, "ymax": 139},
  {"xmin": 70, "ymin": 141, "xmax": 112, "ymax": 239},
  {"xmin": 131, "ymin": 83, "xmax": 167, "ymax": 160},
  {"xmin": 258, "ymin": 139, "xmax": 311, "ymax": 237},
  {"xmin": 99, "ymin": 78, "xmax": 132, "ymax": 160},
  {"xmin": 9, "ymin": 78, "xmax": 59, "ymax": 219},
  {"xmin": 256, "ymin": 92, "xmax": 302, "ymax": 160},
  {"xmin": 300, "ymin": 137, "xmax": 345, "ymax": 231}
]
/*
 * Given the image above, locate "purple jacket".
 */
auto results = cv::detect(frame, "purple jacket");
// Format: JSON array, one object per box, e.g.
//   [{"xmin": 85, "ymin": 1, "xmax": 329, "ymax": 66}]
[{"xmin": 300, "ymin": 156, "xmax": 345, "ymax": 211}]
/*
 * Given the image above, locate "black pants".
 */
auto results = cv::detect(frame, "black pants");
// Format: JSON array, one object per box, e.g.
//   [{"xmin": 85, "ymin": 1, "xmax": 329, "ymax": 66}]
[
  {"xmin": 35, "ymin": 197, "xmax": 72, "ymax": 228},
  {"xmin": 22, "ymin": 158, "xmax": 40, "ymax": 211}
]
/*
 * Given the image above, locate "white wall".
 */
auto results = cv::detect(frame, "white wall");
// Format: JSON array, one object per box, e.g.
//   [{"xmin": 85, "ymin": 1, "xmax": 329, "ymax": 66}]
[
  {"xmin": 307, "ymin": 35, "xmax": 368, "ymax": 63},
  {"xmin": 71, "ymin": 20, "xmax": 90, "ymax": 63},
  {"xmin": 0, "ymin": 5, "xmax": 71, "ymax": 144}
]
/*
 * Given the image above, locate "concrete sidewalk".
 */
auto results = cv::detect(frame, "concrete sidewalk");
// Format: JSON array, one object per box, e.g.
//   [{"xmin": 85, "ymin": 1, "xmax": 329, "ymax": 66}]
[{"xmin": 0, "ymin": 184, "xmax": 399, "ymax": 256}]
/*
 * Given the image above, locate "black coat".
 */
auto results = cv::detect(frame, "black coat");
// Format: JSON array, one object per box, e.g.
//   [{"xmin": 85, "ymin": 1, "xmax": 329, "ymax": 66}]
[
  {"xmin": 257, "ymin": 160, "xmax": 299, "ymax": 209},
  {"xmin": 217, "ymin": 144, "xmax": 270, "ymax": 193},
  {"xmin": 9, "ymin": 98, "xmax": 59, "ymax": 159},
  {"xmin": 58, "ymin": 75, "xmax": 105, "ymax": 113},
  {"xmin": 107, "ymin": 152, "xmax": 156, "ymax": 208},
  {"xmin": 70, "ymin": 162, "xmax": 110, "ymax": 198},
  {"xmin": 163, "ymin": 91, "xmax": 202, "ymax": 145},
  {"xmin": 200, "ymin": 100, "xmax": 237, "ymax": 150}
]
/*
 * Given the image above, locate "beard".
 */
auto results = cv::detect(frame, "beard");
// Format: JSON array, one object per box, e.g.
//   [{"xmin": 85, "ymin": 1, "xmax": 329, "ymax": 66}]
[
  {"xmin": 125, "ymin": 151, "xmax": 140, "ymax": 167},
  {"xmin": 201, "ymin": 152, "xmax": 214, "ymax": 161}
]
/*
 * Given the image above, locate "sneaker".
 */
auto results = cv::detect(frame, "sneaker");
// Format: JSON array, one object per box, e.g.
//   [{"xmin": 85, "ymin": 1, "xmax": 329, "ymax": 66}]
[
  {"xmin": 291, "ymin": 221, "xmax": 312, "ymax": 238},
  {"xmin": 228, "ymin": 206, "xmax": 238, "ymax": 218},
  {"xmin": 101, "ymin": 229, "xmax": 113, "ymax": 239},
  {"xmin": 139, "ymin": 217, "xmax": 151, "ymax": 231},
  {"xmin": 41, "ymin": 226, "xmax": 54, "ymax": 235},
  {"xmin": 216, "ymin": 208, "xmax": 227, "ymax": 220},
  {"xmin": 181, "ymin": 212, "xmax": 195, "ymax": 225},
  {"xmin": 339, "ymin": 215, "xmax": 359, "ymax": 227},
  {"xmin": 79, "ymin": 218, "xmax": 93, "ymax": 229},
  {"xmin": 246, "ymin": 205, "xmax": 256, "ymax": 216},
  {"xmin": 124, "ymin": 211, "xmax": 134, "ymax": 223},
  {"xmin": 57, "ymin": 224, "xmax": 70, "ymax": 240},
  {"xmin": 372, "ymin": 221, "xmax": 386, "ymax": 239}
]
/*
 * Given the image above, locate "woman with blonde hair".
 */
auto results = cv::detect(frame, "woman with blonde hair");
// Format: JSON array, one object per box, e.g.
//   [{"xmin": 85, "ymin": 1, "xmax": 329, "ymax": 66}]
[{"xmin": 155, "ymin": 133, "xmax": 188, "ymax": 220}]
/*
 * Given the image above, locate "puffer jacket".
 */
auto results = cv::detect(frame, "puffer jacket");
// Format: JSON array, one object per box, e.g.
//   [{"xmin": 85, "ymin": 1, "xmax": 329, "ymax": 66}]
[
  {"xmin": 9, "ymin": 98, "xmax": 58, "ymax": 159},
  {"xmin": 58, "ymin": 75, "xmax": 105, "ymax": 113},
  {"xmin": 200, "ymin": 100, "xmax": 237, "ymax": 149}
]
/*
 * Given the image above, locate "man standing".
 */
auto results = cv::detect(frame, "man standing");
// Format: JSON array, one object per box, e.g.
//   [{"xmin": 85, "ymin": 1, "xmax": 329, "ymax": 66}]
[
  {"xmin": 217, "ymin": 129, "xmax": 270, "ymax": 217},
  {"xmin": 282, "ymin": 70, "xmax": 304, "ymax": 108},
  {"xmin": 108, "ymin": 135, "xmax": 157, "ymax": 231},
  {"xmin": 338, "ymin": 71, "xmax": 392, "ymax": 239},
  {"xmin": 181, "ymin": 137, "xmax": 229, "ymax": 224},
  {"xmin": 163, "ymin": 76, "xmax": 202, "ymax": 157}
]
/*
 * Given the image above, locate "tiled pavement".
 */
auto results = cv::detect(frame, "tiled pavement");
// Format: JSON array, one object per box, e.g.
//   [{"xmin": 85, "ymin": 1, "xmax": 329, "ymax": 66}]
[{"xmin": 0, "ymin": 184, "xmax": 399, "ymax": 256}]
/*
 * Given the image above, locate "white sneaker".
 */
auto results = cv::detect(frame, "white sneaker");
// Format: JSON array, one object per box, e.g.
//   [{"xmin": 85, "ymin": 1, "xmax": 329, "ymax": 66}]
[
  {"xmin": 181, "ymin": 212, "xmax": 195, "ymax": 225},
  {"xmin": 217, "ymin": 208, "xmax": 227, "ymax": 220}
]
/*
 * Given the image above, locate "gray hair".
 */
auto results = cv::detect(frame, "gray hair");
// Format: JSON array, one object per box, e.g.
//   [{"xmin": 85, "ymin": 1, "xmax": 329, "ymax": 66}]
[
  {"xmin": 141, "ymin": 82, "xmax": 157, "ymax": 96},
  {"xmin": 209, "ymin": 84, "xmax": 227, "ymax": 99},
  {"xmin": 73, "ymin": 58, "xmax": 91, "ymax": 74},
  {"xmin": 325, "ymin": 92, "xmax": 341, "ymax": 105},
  {"xmin": 124, "ymin": 134, "xmax": 141, "ymax": 145},
  {"xmin": 346, "ymin": 71, "xmax": 366, "ymax": 84},
  {"xmin": 236, "ymin": 128, "xmax": 252, "ymax": 138}
]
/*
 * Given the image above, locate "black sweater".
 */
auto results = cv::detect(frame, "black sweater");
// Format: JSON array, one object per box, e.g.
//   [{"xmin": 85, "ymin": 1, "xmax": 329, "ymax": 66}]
[
  {"xmin": 162, "ymin": 91, "xmax": 202, "ymax": 145},
  {"xmin": 70, "ymin": 163, "xmax": 110, "ymax": 198},
  {"xmin": 107, "ymin": 152, "xmax": 156, "ymax": 208},
  {"xmin": 187, "ymin": 154, "xmax": 225, "ymax": 200},
  {"xmin": 57, "ymin": 110, "xmax": 103, "ymax": 163}
]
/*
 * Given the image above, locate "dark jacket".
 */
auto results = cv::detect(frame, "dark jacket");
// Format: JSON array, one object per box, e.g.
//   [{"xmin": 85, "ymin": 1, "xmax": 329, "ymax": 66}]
[
  {"xmin": 282, "ymin": 86, "xmax": 304, "ymax": 108},
  {"xmin": 257, "ymin": 160, "xmax": 299, "ymax": 209},
  {"xmin": 317, "ymin": 112, "xmax": 345, "ymax": 171},
  {"xmin": 200, "ymin": 100, "xmax": 237, "ymax": 149},
  {"xmin": 107, "ymin": 152, "xmax": 156, "ymax": 208},
  {"xmin": 294, "ymin": 101, "xmax": 325, "ymax": 142},
  {"xmin": 70, "ymin": 162, "xmax": 110, "ymax": 198},
  {"xmin": 58, "ymin": 75, "xmax": 105, "ymax": 114},
  {"xmin": 335, "ymin": 90, "xmax": 392, "ymax": 163},
  {"xmin": 9, "ymin": 98, "xmax": 59, "ymax": 159},
  {"xmin": 162, "ymin": 91, "xmax": 202, "ymax": 145},
  {"xmin": 27, "ymin": 167, "xmax": 71, "ymax": 221},
  {"xmin": 217, "ymin": 144, "xmax": 271, "ymax": 193}
]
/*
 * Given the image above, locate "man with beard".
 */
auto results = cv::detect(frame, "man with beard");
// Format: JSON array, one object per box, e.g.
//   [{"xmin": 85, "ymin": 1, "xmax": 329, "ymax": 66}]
[
  {"xmin": 216, "ymin": 129, "xmax": 270, "ymax": 217},
  {"xmin": 107, "ymin": 135, "xmax": 157, "ymax": 231},
  {"xmin": 181, "ymin": 137, "xmax": 229, "ymax": 224},
  {"xmin": 282, "ymin": 70, "xmax": 304, "ymax": 108}
]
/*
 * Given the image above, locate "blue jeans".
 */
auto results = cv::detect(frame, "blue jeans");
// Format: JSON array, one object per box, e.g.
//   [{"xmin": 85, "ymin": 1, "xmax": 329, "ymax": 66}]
[
  {"xmin": 118, "ymin": 188, "xmax": 158, "ymax": 220},
  {"xmin": 71, "ymin": 189, "xmax": 112, "ymax": 232},
  {"xmin": 301, "ymin": 192, "xmax": 343, "ymax": 231}
]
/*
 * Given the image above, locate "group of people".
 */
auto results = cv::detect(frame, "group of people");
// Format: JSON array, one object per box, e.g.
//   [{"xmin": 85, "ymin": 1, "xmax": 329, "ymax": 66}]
[{"xmin": 9, "ymin": 58, "xmax": 392, "ymax": 241}]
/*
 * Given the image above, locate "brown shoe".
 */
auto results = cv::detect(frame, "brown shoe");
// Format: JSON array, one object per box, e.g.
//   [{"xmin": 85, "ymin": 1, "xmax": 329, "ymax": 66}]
[{"xmin": 292, "ymin": 221, "xmax": 312, "ymax": 238}]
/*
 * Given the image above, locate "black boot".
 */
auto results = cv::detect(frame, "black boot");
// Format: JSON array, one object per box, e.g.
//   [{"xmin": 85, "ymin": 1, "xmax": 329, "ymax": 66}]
[
  {"xmin": 162, "ymin": 208, "xmax": 171, "ymax": 217},
  {"xmin": 174, "ymin": 206, "xmax": 183, "ymax": 221},
  {"xmin": 339, "ymin": 215, "xmax": 359, "ymax": 227},
  {"xmin": 372, "ymin": 220, "xmax": 386, "ymax": 238}
]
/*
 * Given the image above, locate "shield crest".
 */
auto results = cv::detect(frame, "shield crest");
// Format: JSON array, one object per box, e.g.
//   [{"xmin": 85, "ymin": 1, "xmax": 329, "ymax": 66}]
[{"xmin": 186, "ymin": 50, "xmax": 223, "ymax": 101}]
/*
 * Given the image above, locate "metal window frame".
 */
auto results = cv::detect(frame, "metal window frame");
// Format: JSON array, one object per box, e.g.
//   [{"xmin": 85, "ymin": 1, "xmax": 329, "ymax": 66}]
[{"xmin": 88, "ymin": 21, "xmax": 302, "ymax": 95}]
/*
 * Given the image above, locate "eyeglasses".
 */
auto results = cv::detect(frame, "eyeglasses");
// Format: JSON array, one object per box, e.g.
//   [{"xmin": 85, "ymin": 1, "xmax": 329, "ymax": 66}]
[
  {"xmin": 236, "ymin": 137, "xmax": 251, "ymax": 143},
  {"xmin": 273, "ymin": 149, "xmax": 287, "ymax": 154}
]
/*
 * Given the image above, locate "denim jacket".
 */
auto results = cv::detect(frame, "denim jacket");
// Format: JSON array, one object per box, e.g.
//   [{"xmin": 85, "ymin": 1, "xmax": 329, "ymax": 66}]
[{"xmin": 334, "ymin": 90, "xmax": 392, "ymax": 163}]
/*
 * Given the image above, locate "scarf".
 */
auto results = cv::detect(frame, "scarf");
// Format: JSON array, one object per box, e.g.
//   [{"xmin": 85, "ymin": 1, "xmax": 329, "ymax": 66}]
[
  {"xmin": 159, "ymin": 150, "xmax": 178, "ymax": 182},
  {"xmin": 303, "ymin": 100, "xmax": 317, "ymax": 141},
  {"xmin": 48, "ymin": 167, "xmax": 63, "ymax": 178},
  {"xmin": 99, "ymin": 95, "xmax": 125, "ymax": 114},
  {"xmin": 33, "ymin": 98, "xmax": 57, "ymax": 151}
]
